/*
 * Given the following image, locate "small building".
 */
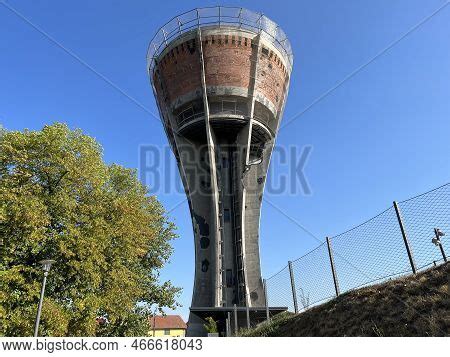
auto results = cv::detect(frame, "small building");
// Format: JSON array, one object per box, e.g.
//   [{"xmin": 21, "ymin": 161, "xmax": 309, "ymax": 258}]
[{"xmin": 148, "ymin": 315, "xmax": 187, "ymax": 337}]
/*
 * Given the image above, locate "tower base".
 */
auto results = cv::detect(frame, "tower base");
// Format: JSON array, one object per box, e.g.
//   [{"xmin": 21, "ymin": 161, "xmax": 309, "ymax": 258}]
[{"xmin": 187, "ymin": 306, "xmax": 288, "ymax": 337}]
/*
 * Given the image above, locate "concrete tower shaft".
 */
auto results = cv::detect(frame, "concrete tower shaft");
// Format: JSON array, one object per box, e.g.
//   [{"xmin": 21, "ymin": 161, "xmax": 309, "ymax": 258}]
[{"xmin": 147, "ymin": 7, "xmax": 293, "ymax": 335}]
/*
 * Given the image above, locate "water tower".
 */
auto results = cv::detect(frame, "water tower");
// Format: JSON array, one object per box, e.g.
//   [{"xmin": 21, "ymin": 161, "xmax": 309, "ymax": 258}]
[{"xmin": 147, "ymin": 6, "xmax": 293, "ymax": 336}]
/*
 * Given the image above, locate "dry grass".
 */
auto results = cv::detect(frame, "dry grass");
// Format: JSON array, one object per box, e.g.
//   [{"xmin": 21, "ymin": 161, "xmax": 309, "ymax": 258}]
[{"xmin": 239, "ymin": 263, "xmax": 450, "ymax": 337}]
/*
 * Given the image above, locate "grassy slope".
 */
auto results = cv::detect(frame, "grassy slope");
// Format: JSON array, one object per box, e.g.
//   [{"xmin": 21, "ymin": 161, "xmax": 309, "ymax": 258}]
[{"xmin": 239, "ymin": 263, "xmax": 449, "ymax": 337}]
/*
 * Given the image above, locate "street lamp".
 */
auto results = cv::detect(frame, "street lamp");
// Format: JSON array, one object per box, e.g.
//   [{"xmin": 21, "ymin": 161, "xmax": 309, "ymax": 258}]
[{"xmin": 33, "ymin": 259, "xmax": 56, "ymax": 337}]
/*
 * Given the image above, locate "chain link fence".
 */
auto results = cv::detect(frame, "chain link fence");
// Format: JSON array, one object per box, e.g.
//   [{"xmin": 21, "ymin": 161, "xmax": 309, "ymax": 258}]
[{"xmin": 263, "ymin": 183, "xmax": 449, "ymax": 314}]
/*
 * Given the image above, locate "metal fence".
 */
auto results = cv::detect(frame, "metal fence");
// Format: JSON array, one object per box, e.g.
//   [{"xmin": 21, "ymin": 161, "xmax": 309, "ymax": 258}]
[
  {"xmin": 147, "ymin": 6, "xmax": 294, "ymax": 72},
  {"xmin": 263, "ymin": 182, "xmax": 449, "ymax": 314}
]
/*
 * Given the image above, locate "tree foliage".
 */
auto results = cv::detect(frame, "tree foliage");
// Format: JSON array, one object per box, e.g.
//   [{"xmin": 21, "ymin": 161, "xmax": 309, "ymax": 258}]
[
  {"xmin": 0, "ymin": 123, "xmax": 180, "ymax": 336},
  {"xmin": 203, "ymin": 317, "xmax": 218, "ymax": 334}
]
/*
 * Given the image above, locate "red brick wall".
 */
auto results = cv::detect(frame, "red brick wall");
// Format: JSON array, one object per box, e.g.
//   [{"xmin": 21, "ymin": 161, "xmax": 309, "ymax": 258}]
[
  {"xmin": 202, "ymin": 34, "xmax": 252, "ymax": 89},
  {"xmin": 155, "ymin": 39, "xmax": 202, "ymax": 105},
  {"xmin": 153, "ymin": 33, "xmax": 289, "ymax": 112},
  {"xmin": 256, "ymin": 48, "xmax": 289, "ymax": 111}
]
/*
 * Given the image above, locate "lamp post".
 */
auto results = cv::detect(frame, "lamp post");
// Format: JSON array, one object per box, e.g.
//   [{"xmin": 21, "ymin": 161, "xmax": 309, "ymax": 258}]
[{"xmin": 34, "ymin": 259, "xmax": 55, "ymax": 337}]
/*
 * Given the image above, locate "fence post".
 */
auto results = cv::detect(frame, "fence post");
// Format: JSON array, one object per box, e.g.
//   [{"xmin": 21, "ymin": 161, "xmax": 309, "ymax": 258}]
[
  {"xmin": 326, "ymin": 237, "xmax": 340, "ymax": 296},
  {"xmin": 226, "ymin": 312, "xmax": 231, "ymax": 337},
  {"xmin": 434, "ymin": 228, "xmax": 447, "ymax": 263},
  {"xmin": 288, "ymin": 261, "xmax": 299, "ymax": 313},
  {"xmin": 246, "ymin": 304, "xmax": 250, "ymax": 329},
  {"xmin": 233, "ymin": 303, "xmax": 238, "ymax": 335},
  {"xmin": 393, "ymin": 201, "xmax": 417, "ymax": 274},
  {"xmin": 263, "ymin": 278, "xmax": 270, "ymax": 322}
]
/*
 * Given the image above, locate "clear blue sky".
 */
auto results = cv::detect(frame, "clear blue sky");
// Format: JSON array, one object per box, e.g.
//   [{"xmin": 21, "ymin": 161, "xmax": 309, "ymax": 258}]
[{"xmin": 1, "ymin": 0, "xmax": 449, "ymax": 320}]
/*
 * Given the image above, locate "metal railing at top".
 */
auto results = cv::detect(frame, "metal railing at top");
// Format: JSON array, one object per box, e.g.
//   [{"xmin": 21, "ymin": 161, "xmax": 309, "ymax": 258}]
[{"xmin": 146, "ymin": 6, "xmax": 293, "ymax": 73}]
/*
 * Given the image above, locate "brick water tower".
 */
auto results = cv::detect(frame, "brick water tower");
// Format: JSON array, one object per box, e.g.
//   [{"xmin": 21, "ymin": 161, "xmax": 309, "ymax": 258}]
[{"xmin": 147, "ymin": 7, "xmax": 293, "ymax": 336}]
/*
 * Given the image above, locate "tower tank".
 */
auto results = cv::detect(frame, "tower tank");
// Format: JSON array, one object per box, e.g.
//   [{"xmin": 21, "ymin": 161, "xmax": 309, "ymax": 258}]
[{"xmin": 147, "ymin": 6, "xmax": 293, "ymax": 336}]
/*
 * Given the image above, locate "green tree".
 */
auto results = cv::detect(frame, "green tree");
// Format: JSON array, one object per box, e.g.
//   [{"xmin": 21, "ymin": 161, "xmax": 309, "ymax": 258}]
[
  {"xmin": 0, "ymin": 123, "xmax": 180, "ymax": 336},
  {"xmin": 203, "ymin": 317, "xmax": 218, "ymax": 334}
]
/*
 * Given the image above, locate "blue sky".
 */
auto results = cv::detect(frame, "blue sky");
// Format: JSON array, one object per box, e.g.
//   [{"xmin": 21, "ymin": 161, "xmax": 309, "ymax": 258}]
[{"xmin": 1, "ymin": 0, "xmax": 449, "ymax": 320}]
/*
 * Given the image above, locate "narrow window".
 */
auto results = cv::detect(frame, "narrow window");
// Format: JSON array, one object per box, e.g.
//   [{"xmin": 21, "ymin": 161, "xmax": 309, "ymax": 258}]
[
  {"xmin": 226, "ymin": 269, "xmax": 233, "ymax": 287},
  {"xmin": 201, "ymin": 259, "xmax": 209, "ymax": 272},
  {"xmin": 222, "ymin": 157, "xmax": 229, "ymax": 169},
  {"xmin": 224, "ymin": 209, "xmax": 231, "ymax": 222},
  {"xmin": 200, "ymin": 236, "xmax": 210, "ymax": 249}
]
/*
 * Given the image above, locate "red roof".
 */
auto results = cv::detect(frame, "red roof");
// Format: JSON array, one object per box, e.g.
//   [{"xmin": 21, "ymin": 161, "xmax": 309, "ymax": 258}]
[{"xmin": 149, "ymin": 315, "xmax": 187, "ymax": 330}]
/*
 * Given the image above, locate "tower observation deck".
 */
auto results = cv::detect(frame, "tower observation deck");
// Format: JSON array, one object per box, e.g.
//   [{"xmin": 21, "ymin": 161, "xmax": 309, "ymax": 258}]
[{"xmin": 147, "ymin": 6, "xmax": 293, "ymax": 336}]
